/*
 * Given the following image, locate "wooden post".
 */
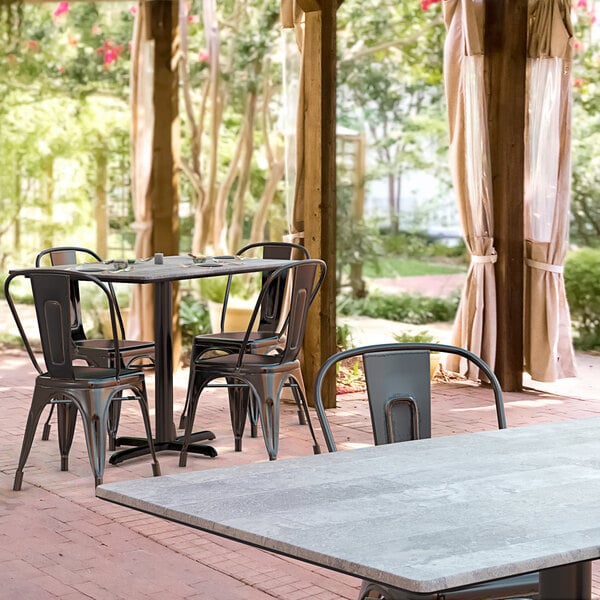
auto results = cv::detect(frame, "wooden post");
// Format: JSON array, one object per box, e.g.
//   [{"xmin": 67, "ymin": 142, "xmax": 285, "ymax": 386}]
[
  {"xmin": 299, "ymin": 1, "xmax": 338, "ymax": 408},
  {"xmin": 149, "ymin": 0, "xmax": 181, "ymax": 361},
  {"xmin": 485, "ymin": 0, "xmax": 527, "ymax": 391}
]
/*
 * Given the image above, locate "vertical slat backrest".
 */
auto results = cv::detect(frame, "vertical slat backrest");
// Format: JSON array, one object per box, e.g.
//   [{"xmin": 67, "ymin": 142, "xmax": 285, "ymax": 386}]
[
  {"xmin": 278, "ymin": 260, "xmax": 326, "ymax": 364},
  {"xmin": 238, "ymin": 242, "xmax": 311, "ymax": 333},
  {"xmin": 29, "ymin": 271, "xmax": 76, "ymax": 379}
]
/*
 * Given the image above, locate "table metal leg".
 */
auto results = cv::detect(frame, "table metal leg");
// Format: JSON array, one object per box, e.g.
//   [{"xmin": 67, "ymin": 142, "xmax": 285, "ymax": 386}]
[
  {"xmin": 109, "ymin": 279, "xmax": 217, "ymax": 464},
  {"xmin": 539, "ymin": 561, "xmax": 592, "ymax": 600}
]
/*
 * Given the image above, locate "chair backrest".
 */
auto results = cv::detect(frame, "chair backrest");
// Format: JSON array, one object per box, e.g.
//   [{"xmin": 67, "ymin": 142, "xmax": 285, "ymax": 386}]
[
  {"xmin": 313, "ymin": 342, "xmax": 506, "ymax": 452},
  {"xmin": 5, "ymin": 269, "xmax": 123, "ymax": 380},
  {"xmin": 235, "ymin": 259, "xmax": 326, "ymax": 367},
  {"xmin": 35, "ymin": 246, "xmax": 126, "ymax": 340},
  {"xmin": 35, "ymin": 246, "xmax": 103, "ymax": 268},
  {"xmin": 219, "ymin": 241, "xmax": 311, "ymax": 334}
]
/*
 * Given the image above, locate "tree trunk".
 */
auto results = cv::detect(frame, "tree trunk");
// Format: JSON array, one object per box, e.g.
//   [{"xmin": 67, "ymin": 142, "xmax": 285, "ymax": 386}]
[{"xmin": 95, "ymin": 147, "xmax": 108, "ymax": 257}]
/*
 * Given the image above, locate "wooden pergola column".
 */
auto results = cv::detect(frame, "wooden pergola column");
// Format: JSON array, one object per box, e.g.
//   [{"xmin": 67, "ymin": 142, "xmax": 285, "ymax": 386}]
[
  {"xmin": 298, "ymin": 0, "xmax": 338, "ymax": 408},
  {"xmin": 148, "ymin": 0, "xmax": 181, "ymax": 360},
  {"xmin": 485, "ymin": 0, "xmax": 528, "ymax": 391}
]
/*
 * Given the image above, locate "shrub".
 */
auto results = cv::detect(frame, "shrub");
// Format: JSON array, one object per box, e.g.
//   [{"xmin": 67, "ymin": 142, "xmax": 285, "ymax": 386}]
[
  {"xmin": 337, "ymin": 292, "xmax": 459, "ymax": 324},
  {"xmin": 336, "ymin": 322, "xmax": 355, "ymax": 351},
  {"xmin": 179, "ymin": 294, "xmax": 211, "ymax": 355},
  {"xmin": 565, "ymin": 247, "xmax": 600, "ymax": 350},
  {"xmin": 393, "ymin": 329, "xmax": 439, "ymax": 343}
]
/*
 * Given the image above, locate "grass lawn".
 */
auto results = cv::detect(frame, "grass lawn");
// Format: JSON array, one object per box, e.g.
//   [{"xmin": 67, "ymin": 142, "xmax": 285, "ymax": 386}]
[{"xmin": 362, "ymin": 257, "xmax": 467, "ymax": 278}]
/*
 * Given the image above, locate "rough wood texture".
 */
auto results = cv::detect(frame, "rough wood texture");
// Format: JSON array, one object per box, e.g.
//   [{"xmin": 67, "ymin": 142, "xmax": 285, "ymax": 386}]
[
  {"xmin": 485, "ymin": 0, "xmax": 527, "ymax": 391},
  {"xmin": 149, "ymin": 0, "xmax": 182, "ymax": 362},
  {"xmin": 301, "ymin": 6, "xmax": 337, "ymax": 408}
]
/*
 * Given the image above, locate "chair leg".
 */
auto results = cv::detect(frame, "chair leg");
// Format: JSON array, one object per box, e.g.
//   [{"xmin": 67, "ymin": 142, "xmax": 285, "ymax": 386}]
[
  {"xmin": 133, "ymin": 383, "xmax": 161, "ymax": 477},
  {"xmin": 248, "ymin": 394, "xmax": 259, "ymax": 438},
  {"xmin": 227, "ymin": 382, "xmax": 250, "ymax": 452},
  {"xmin": 179, "ymin": 366, "xmax": 194, "ymax": 430},
  {"xmin": 289, "ymin": 380, "xmax": 321, "ymax": 455},
  {"xmin": 42, "ymin": 404, "xmax": 55, "ymax": 440},
  {"xmin": 74, "ymin": 389, "xmax": 112, "ymax": 486},
  {"xmin": 289, "ymin": 368, "xmax": 307, "ymax": 426},
  {"xmin": 247, "ymin": 374, "xmax": 283, "ymax": 461},
  {"xmin": 107, "ymin": 397, "xmax": 121, "ymax": 451},
  {"xmin": 56, "ymin": 402, "xmax": 78, "ymax": 471},
  {"xmin": 179, "ymin": 373, "xmax": 209, "ymax": 467},
  {"xmin": 14, "ymin": 387, "xmax": 51, "ymax": 491}
]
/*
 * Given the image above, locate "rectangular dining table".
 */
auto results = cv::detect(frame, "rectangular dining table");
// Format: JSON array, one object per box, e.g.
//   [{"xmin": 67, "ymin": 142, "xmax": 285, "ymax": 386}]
[
  {"xmin": 15, "ymin": 254, "xmax": 291, "ymax": 463},
  {"xmin": 97, "ymin": 416, "xmax": 600, "ymax": 599}
]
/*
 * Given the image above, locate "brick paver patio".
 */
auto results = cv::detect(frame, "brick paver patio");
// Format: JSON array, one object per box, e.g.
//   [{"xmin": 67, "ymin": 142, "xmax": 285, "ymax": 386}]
[{"xmin": 2, "ymin": 346, "xmax": 600, "ymax": 599}]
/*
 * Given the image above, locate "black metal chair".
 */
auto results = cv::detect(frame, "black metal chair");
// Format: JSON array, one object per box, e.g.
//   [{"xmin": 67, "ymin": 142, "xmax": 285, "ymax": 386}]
[
  {"xmin": 5, "ymin": 268, "xmax": 161, "ymax": 490},
  {"xmin": 313, "ymin": 343, "xmax": 538, "ymax": 600},
  {"xmin": 179, "ymin": 241, "xmax": 311, "ymax": 435},
  {"xmin": 35, "ymin": 246, "xmax": 155, "ymax": 450},
  {"xmin": 179, "ymin": 258, "xmax": 326, "ymax": 462}
]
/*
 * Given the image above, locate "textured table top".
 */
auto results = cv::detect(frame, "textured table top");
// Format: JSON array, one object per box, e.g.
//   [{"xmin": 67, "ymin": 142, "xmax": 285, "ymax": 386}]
[
  {"xmin": 13, "ymin": 255, "xmax": 291, "ymax": 284},
  {"xmin": 97, "ymin": 417, "xmax": 600, "ymax": 593}
]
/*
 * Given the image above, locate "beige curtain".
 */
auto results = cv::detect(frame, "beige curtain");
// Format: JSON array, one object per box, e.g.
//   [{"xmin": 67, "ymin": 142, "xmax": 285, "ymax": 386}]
[
  {"xmin": 127, "ymin": 0, "xmax": 156, "ymax": 341},
  {"xmin": 281, "ymin": 0, "xmax": 305, "ymax": 244},
  {"xmin": 443, "ymin": 0, "xmax": 497, "ymax": 377},
  {"xmin": 523, "ymin": 0, "xmax": 576, "ymax": 381}
]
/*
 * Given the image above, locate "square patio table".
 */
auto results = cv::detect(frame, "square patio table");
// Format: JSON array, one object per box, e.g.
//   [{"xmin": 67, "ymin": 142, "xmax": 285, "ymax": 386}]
[{"xmin": 97, "ymin": 417, "xmax": 600, "ymax": 599}]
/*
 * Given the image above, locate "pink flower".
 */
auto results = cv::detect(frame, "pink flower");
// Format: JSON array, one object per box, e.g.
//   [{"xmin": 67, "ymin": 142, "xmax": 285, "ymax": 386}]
[
  {"xmin": 53, "ymin": 1, "xmax": 69, "ymax": 22},
  {"xmin": 188, "ymin": 14, "xmax": 200, "ymax": 24},
  {"xmin": 573, "ymin": 38, "xmax": 583, "ymax": 51},
  {"xmin": 97, "ymin": 39, "xmax": 125, "ymax": 65},
  {"xmin": 27, "ymin": 40, "xmax": 40, "ymax": 52},
  {"xmin": 421, "ymin": 0, "xmax": 441, "ymax": 10},
  {"xmin": 130, "ymin": 5, "xmax": 137, "ymax": 15},
  {"xmin": 198, "ymin": 50, "xmax": 209, "ymax": 63},
  {"xmin": 577, "ymin": 0, "xmax": 588, "ymax": 8},
  {"xmin": 573, "ymin": 78, "xmax": 584, "ymax": 87},
  {"xmin": 92, "ymin": 25, "xmax": 102, "ymax": 36}
]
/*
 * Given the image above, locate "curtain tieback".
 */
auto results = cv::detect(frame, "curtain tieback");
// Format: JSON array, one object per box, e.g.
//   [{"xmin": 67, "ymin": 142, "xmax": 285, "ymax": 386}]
[
  {"xmin": 525, "ymin": 258, "xmax": 564, "ymax": 274},
  {"xmin": 471, "ymin": 254, "xmax": 497, "ymax": 264}
]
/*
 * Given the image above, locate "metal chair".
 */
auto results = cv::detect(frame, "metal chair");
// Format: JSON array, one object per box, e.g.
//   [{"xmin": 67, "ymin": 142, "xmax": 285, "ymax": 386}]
[
  {"xmin": 313, "ymin": 343, "xmax": 538, "ymax": 600},
  {"xmin": 179, "ymin": 241, "xmax": 311, "ymax": 435},
  {"xmin": 5, "ymin": 268, "xmax": 161, "ymax": 490},
  {"xmin": 179, "ymin": 259, "xmax": 326, "ymax": 462},
  {"xmin": 35, "ymin": 246, "xmax": 155, "ymax": 450}
]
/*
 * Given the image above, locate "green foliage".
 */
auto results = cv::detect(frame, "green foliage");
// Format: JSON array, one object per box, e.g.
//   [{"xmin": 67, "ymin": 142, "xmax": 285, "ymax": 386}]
[
  {"xmin": 362, "ymin": 257, "xmax": 464, "ymax": 278},
  {"xmin": 393, "ymin": 329, "xmax": 438, "ymax": 343},
  {"xmin": 565, "ymin": 248, "xmax": 600, "ymax": 350},
  {"xmin": 337, "ymin": 0, "xmax": 448, "ymax": 233},
  {"xmin": 338, "ymin": 291, "xmax": 459, "ymax": 324},
  {"xmin": 179, "ymin": 293, "xmax": 211, "ymax": 350},
  {"xmin": 336, "ymin": 323, "xmax": 355, "ymax": 351},
  {"xmin": 571, "ymin": 4, "xmax": 600, "ymax": 246},
  {"xmin": 0, "ymin": 2, "xmax": 134, "ymax": 266}
]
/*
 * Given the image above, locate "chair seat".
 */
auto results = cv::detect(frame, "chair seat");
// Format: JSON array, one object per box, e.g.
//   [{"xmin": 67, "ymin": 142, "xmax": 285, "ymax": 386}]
[
  {"xmin": 38, "ymin": 366, "xmax": 145, "ymax": 386},
  {"xmin": 194, "ymin": 353, "xmax": 296, "ymax": 372},
  {"xmin": 193, "ymin": 331, "xmax": 280, "ymax": 346},
  {"xmin": 76, "ymin": 339, "xmax": 155, "ymax": 354}
]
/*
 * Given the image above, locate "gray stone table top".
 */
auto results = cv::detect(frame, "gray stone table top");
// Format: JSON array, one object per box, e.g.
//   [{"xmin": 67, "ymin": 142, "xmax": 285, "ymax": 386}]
[
  {"xmin": 12, "ymin": 255, "xmax": 291, "ymax": 284},
  {"xmin": 97, "ymin": 417, "xmax": 600, "ymax": 594}
]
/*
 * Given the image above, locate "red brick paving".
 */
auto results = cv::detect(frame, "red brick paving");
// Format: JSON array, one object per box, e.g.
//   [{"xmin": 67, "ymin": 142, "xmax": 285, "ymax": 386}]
[{"xmin": 2, "ymin": 347, "xmax": 600, "ymax": 599}]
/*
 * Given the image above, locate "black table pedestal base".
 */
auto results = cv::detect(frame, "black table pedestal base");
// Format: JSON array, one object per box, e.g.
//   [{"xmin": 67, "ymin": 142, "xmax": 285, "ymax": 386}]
[{"xmin": 109, "ymin": 430, "xmax": 217, "ymax": 465}]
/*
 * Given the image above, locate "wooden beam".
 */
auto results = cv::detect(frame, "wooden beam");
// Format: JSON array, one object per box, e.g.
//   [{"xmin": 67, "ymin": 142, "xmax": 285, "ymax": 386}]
[
  {"xmin": 485, "ymin": 0, "xmax": 527, "ymax": 391},
  {"xmin": 297, "ymin": 0, "xmax": 322, "ymax": 12},
  {"xmin": 301, "ymin": 4, "xmax": 337, "ymax": 408},
  {"xmin": 149, "ymin": 0, "xmax": 182, "ymax": 362}
]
